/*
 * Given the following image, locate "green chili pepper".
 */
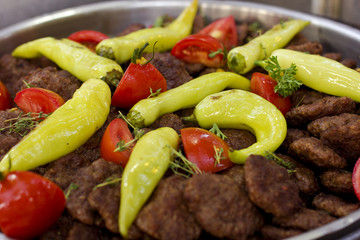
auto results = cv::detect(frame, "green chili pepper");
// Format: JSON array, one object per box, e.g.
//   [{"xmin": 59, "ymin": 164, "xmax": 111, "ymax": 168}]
[
  {"xmin": 193, "ymin": 89, "xmax": 287, "ymax": 164},
  {"xmin": 12, "ymin": 37, "xmax": 123, "ymax": 87},
  {"xmin": 126, "ymin": 71, "xmax": 251, "ymax": 128},
  {"xmin": 96, "ymin": 0, "xmax": 198, "ymax": 64},
  {"xmin": 227, "ymin": 19, "xmax": 309, "ymax": 74},
  {"xmin": 119, "ymin": 127, "xmax": 179, "ymax": 237},
  {"xmin": 0, "ymin": 79, "xmax": 111, "ymax": 171},
  {"xmin": 267, "ymin": 49, "xmax": 360, "ymax": 102}
]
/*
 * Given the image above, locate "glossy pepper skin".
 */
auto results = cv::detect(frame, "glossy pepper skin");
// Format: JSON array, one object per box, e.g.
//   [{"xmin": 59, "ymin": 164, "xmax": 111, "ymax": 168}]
[
  {"xmin": 119, "ymin": 127, "xmax": 179, "ymax": 238},
  {"xmin": 0, "ymin": 79, "xmax": 111, "ymax": 171},
  {"xmin": 96, "ymin": 0, "xmax": 198, "ymax": 64},
  {"xmin": 227, "ymin": 19, "xmax": 309, "ymax": 75},
  {"xmin": 12, "ymin": 37, "xmax": 123, "ymax": 87},
  {"xmin": 193, "ymin": 89, "xmax": 287, "ymax": 164},
  {"xmin": 269, "ymin": 49, "xmax": 360, "ymax": 102},
  {"xmin": 127, "ymin": 72, "xmax": 251, "ymax": 128}
]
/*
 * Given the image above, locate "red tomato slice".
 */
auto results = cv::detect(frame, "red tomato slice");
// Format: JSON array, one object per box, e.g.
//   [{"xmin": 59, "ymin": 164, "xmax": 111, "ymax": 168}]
[
  {"xmin": 14, "ymin": 88, "xmax": 65, "ymax": 114},
  {"xmin": 68, "ymin": 30, "xmax": 109, "ymax": 44},
  {"xmin": 353, "ymin": 157, "xmax": 360, "ymax": 201},
  {"xmin": 171, "ymin": 33, "xmax": 226, "ymax": 68},
  {"xmin": 198, "ymin": 15, "xmax": 238, "ymax": 50},
  {"xmin": 181, "ymin": 127, "xmax": 233, "ymax": 173},
  {"xmin": 250, "ymin": 72, "xmax": 292, "ymax": 115},
  {"xmin": 0, "ymin": 171, "xmax": 65, "ymax": 239},
  {"xmin": 100, "ymin": 118, "xmax": 134, "ymax": 167},
  {"xmin": 0, "ymin": 81, "xmax": 12, "ymax": 110},
  {"xmin": 111, "ymin": 62, "xmax": 167, "ymax": 109}
]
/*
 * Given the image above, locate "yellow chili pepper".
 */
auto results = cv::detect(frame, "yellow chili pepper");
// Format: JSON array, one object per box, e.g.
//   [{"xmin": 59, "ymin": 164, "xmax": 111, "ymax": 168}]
[
  {"xmin": 119, "ymin": 127, "xmax": 179, "ymax": 238},
  {"xmin": 193, "ymin": 89, "xmax": 287, "ymax": 164},
  {"xmin": 127, "ymin": 72, "xmax": 251, "ymax": 128},
  {"xmin": 0, "ymin": 79, "xmax": 111, "ymax": 171},
  {"xmin": 269, "ymin": 49, "xmax": 360, "ymax": 102},
  {"xmin": 96, "ymin": 0, "xmax": 198, "ymax": 64},
  {"xmin": 227, "ymin": 19, "xmax": 309, "ymax": 74},
  {"xmin": 12, "ymin": 37, "xmax": 123, "ymax": 87}
]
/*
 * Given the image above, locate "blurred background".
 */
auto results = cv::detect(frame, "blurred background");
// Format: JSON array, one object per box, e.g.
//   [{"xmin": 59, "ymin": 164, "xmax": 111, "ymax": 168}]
[{"xmin": 0, "ymin": 0, "xmax": 358, "ymax": 30}]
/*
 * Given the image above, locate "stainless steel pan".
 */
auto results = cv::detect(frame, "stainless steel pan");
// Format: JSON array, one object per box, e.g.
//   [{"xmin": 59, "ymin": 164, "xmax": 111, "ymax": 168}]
[{"xmin": 0, "ymin": 1, "xmax": 360, "ymax": 239}]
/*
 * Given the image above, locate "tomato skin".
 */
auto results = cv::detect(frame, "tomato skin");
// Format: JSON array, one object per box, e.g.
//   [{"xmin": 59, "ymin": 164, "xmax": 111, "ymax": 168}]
[
  {"xmin": 171, "ymin": 33, "xmax": 226, "ymax": 68},
  {"xmin": 111, "ymin": 62, "xmax": 167, "ymax": 109},
  {"xmin": 100, "ymin": 118, "xmax": 134, "ymax": 167},
  {"xmin": 0, "ymin": 81, "xmax": 12, "ymax": 110},
  {"xmin": 181, "ymin": 128, "xmax": 233, "ymax": 173},
  {"xmin": 353, "ymin": 157, "xmax": 360, "ymax": 201},
  {"xmin": 250, "ymin": 72, "xmax": 292, "ymax": 115},
  {"xmin": 14, "ymin": 87, "xmax": 65, "ymax": 114},
  {"xmin": 68, "ymin": 30, "xmax": 109, "ymax": 44},
  {"xmin": 198, "ymin": 15, "xmax": 238, "ymax": 50},
  {"xmin": 0, "ymin": 171, "xmax": 66, "ymax": 239}
]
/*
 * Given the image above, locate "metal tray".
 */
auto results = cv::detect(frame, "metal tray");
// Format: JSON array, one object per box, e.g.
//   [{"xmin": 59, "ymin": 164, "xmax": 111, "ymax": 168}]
[{"xmin": 0, "ymin": 1, "xmax": 360, "ymax": 239}]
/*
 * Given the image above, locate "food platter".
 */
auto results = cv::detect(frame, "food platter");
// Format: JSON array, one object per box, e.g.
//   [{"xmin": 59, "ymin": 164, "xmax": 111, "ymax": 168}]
[{"xmin": 1, "ymin": 1, "xmax": 360, "ymax": 239}]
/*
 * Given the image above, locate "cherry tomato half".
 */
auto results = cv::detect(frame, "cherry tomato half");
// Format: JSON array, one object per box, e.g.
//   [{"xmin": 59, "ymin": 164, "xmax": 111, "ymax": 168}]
[
  {"xmin": 0, "ymin": 171, "xmax": 66, "ymax": 239},
  {"xmin": 171, "ymin": 33, "xmax": 226, "ymax": 68},
  {"xmin": 198, "ymin": 15, "xmax": 238, "ymax": 50},
  {"xmin": 0, "ymin": 81, "xmax": 12, "ymax": 110},
  {"xmin": 14, "ymin": 87, "xmax": 65, "ymax": 114},
  {"xmin": 352, "ymin": 157, "xmax": 360, "ymax": 202},
  {"xmin": 181, "ymin": 127, "xmax": 233, "ymax": 173},
  {"xmin": 111, "ymin": 62, "xmax": 167, "ymax": 109},
  {"xmin": 250, "ymin": 72, "xmax": 292, "ymax": 115},
  {"xmin": 68, "ymin": 30, "xmax": 109, "ymax": 44},
  {"xmin": 100, "ymin": 118, "xmax": 134, "ymax": 167}
]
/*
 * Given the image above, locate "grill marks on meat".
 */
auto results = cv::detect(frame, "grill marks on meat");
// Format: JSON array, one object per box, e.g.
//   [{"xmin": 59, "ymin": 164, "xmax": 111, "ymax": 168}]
[
  {"xmin": 184, "ymin": 173, "xmax": 263, "ymax": 240},
  {"xmin": 289, "ymin": 137, "xmax": 347, "ymax": 169},
  {"xmin": 136, "ymin": 175, "xmax": 201, "ymax": 240},
  {"xmin": 65, "ymin": 159, "xmax": 122, "ymax": 230},
  {"xmin": 312, "ymin": 193, "xmax": 359, "ymax": 217},
  {"xmin": 285, "ymin": 96, "xmax": 356, "ymax": 127},
  {"xmin": 244, "ymin": 155, "xmax": 302, "ymax": 217}
]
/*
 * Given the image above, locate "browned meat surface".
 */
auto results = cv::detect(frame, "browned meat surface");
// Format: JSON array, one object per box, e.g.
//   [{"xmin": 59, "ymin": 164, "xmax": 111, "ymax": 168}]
[
  {"xmin": 66, "ymin": 222, "xmax": 110, "ymax": 240},
  {"xmin": 0, "ymin": 54, "xmax": 56, "ymax": 96},
  {"xmin": 290, "ymin": 87, "xmax": 329, "ymax": 107},
  {"xmin": 260, "ymin": 225, "xmax": 303, "ymax": 240},
  {"xmin": 323, "ymin": 52, "xmax": 342, "ymax": 61},
  {"xmin": 341, "ymin": 59, "xmax": 357, "ymax": 69},
  {"xmin": 277, "ymin": 154, "xmax": 319, "ymax": 196},
  {"xmin": 0, "ymin": 108, "xmax": 23, "ymax": 156},
  {"xmin": 147, "ymin": 113, "xmax": 184, "ymax": 134},
  {"xmin": 286, "ymin": 41, "xmax": 323, "ymax": 54},
  {"xmin": 65, "ymin": 159, "xmax": 122, "ymax": 227},
  {"xmin": 38, "ymin": 213, "xmax": 74, "ymax": 240},
  {"xmin": 280, "ymin": 128, "xmax": 311, "ymax": 153},
  {"xmin": 18, "ymin": 66, "xmax": 82, "ymax": 101},
  {"xmin": 221, "ymin": 129, "xmax": 256, "ymax": 150},
  {"xmin": 136, "ymin": 175, "xmax": 201, "ymax": 240},
  {"xmin": 42, "ymin": 153, "xmax": 93, "ymax": 190},
  {"xmin": 236, "ymin": 23, "xmax": 249, "ymax": 46},
  {"xmin": 184, "ymin": 173, "xmax": 263, "ymax": 240},
  {"xmin": 272, "ymin": 208, "xmax": 336, "ymax": 231},
  {"xmin": 117, "ymin": 23, "xmax": 146, "ymax": 36},
  {"xmin": 308, "ymin": 113, "xmax": 360, "ymax": 163},
  {"xmin": 144, "ymin": 52, "xmax": 192, "ymax": 89},
  {"xmin": 192, "ymin": 14, "xmax": 206, "ymax": 33},
  {"xmin": 244, "ymin": 155, "xmax": 302, "ymax": 217},
  {"xmin": 319, "ymin": 169, "xmax": 354, "ymax": 195},
  {"xmin": 285, "ymin": 96, "xmax": 356, "ymax": 127},
  {"xmin": 312, "ymin": 192, "xmax": 359, "ymax": 217},
  {"xmin": 289, "ymin": 137, "xmax": 347, "ymax": 169},
  {"xmin": 220, "ymin": 164, "xmax": 246, "ymax": 189}
]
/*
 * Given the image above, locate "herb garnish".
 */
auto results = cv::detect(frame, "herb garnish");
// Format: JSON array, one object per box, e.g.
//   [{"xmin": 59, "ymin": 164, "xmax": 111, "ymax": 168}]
[{"xmin": 265, "ymin": 151, "xmax": 296, "ymax": 174}]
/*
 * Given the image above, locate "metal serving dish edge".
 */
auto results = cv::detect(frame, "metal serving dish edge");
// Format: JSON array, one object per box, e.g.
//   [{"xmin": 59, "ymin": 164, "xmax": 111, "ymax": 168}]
[{"xmin": 0, "ymin": 1, "xmax": 360, "ymax": 239}]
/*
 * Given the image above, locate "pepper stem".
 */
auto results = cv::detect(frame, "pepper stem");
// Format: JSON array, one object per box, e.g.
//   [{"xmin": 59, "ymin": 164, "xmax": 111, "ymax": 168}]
[{"xmin": 131, "ymin": 42, "xmax": 158, "ymax": 65}]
